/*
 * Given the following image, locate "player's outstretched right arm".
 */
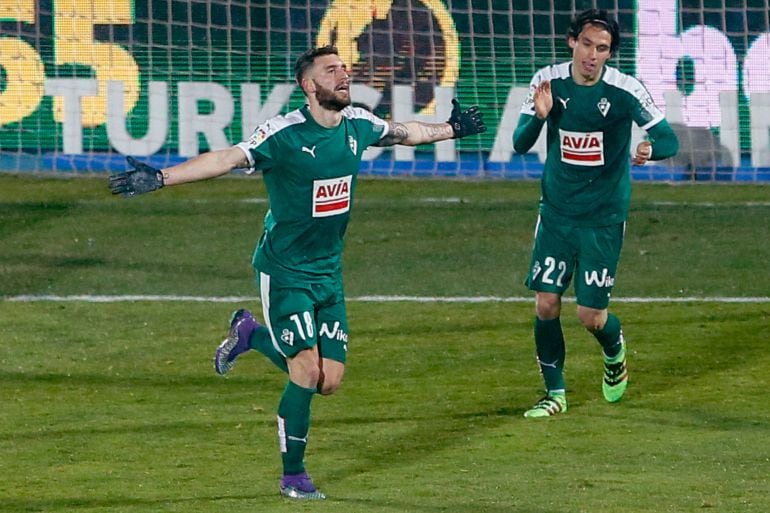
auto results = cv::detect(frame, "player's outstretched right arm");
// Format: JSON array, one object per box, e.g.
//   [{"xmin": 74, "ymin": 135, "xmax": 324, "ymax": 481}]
[
  {"xmin": 513, "ymin": 77, "xmax": 552, "ymax": 154},
  {"xmin": 109, "ymin": 156, "xmax": 164, "ymax": 197},
  {"xmin": 109, "ymin": 147, "xmax": 249, "ymax": 198}
]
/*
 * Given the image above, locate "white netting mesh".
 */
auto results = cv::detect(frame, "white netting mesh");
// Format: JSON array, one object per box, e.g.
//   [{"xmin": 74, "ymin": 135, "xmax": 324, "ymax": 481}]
[{"xmin": 0, "ymin": 0, "xmax": 769, "ymax": 181}]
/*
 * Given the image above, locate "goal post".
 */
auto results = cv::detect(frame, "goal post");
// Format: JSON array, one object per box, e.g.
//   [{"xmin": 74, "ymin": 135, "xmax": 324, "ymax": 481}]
[{"xmin": 0, "ymin": 0, "xmax": 768, "ymax": 181}]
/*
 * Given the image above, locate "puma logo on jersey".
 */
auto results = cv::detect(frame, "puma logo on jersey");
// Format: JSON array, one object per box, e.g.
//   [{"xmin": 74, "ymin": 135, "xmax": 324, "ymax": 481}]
[
  {"xmin": 302, "ymin": 145, "xmax": 316, "ymax": 158},
  {"xmin": 557, "ymin": 96, "xmax": 570, "ymax": 109},
  {"xmin": 313, "ymin": 175, "xmax": 352, "ymax": 217},
  {"xmin": 559, "ymin": 129, "xmax": 604, "ymax": 166}
]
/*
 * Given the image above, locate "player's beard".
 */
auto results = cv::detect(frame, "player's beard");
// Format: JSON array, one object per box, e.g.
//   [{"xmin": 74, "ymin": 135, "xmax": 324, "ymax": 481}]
[{"xmin": 313, "ymin": 81, "xmax": 351, "ymax": 111}]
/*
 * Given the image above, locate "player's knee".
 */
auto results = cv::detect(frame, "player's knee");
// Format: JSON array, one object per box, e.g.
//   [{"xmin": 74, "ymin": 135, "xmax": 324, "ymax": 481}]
[
  {"xmin": 299, "ymin": 367, "xmax": 322, "ymax": 389},
  {"xmin": 318, "ymin": 380, "xmax": 341, "ymax": 395},
  {"xmin": 288, "ymin": 351, "xmax": 322, "ymax": 388},
  {"xmin": 535, "ymin": 292, "xmax": 561, "ymax": 319},
  {"xmin": 317, "ymin": 362, "xmax": 345, "ymax": 395},
  {"xmin": 581, "ymin": 319, "xmax": 603, "ymax": 332},
  {"xmin": 577, "ymin": 306, "xmax": 607, "ymax": 332}
]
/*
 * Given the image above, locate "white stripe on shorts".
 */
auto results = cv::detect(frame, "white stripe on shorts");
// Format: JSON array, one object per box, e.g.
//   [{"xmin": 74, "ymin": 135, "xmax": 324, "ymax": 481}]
[{"xmin": 260, "ymin": 272, "xmax": 287, "ymax": 358}]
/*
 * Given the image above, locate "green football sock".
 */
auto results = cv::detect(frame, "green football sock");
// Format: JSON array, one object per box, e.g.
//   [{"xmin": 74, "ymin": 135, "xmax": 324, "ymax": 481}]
[
  {"xmin": 277, "ymin": 381, "xmax": 316, "ymax": 475},
  {"xmin": 534, "ymin": 317, "xmax": 566, "ymax": 392},
  {"xmin": 593, "ymin": 313, "xmax": 623, "ymax": 359},
  {"xmin": 249, "ymin": 327, "xmax": 289, "ymax": 373}
]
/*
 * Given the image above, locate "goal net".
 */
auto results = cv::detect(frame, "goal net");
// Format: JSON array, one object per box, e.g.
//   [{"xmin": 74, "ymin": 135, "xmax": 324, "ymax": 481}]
[{"xmin": 1, "ymin": 0, "xmax": 768, "ymax": 181}]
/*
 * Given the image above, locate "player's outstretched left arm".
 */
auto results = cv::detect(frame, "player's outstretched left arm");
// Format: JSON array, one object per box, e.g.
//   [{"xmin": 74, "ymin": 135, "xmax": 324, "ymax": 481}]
[
  {"xmin": 376, "ymin": 98, "xmax": 486, "ymax": 147},
  {"xmin": 447, "ymin": 98, "xmax": 487, "ymax": 139}
]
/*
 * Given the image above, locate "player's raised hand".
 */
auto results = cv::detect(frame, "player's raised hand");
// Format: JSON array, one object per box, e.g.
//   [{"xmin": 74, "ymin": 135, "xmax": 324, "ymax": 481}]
[
  {"xmin": 448, "ymin": 98, "xmax": 487, "ymax": 139},
  {"xmin": 533, "ymin": 80, "xmax": 553, "ymax": 120},
  {"xmin": 109, "ymin": 156, "xmax": 165, "ymax": 197}
]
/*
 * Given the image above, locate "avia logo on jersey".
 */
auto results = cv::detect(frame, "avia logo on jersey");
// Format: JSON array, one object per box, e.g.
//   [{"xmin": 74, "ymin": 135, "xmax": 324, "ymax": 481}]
[
  {"xmin": 584, "ymin": 268, "xmax": 615, "ymax": 288},
  {"xmin": 559, "ymin": 129, "xmax": 604, "ymax": 166},
  {"xmin": 313, "ymin": 175, "xmax": 352, "ymax": 217}
]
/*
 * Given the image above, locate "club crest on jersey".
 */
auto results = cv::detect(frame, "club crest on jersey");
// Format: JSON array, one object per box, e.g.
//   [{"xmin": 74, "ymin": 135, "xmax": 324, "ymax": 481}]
[
  {"xmin": 313, "ymin": 175, "xmax": 352, "ymax": 217},
  {"xmin": 348, "ymin": 136, "xmax": 358, "ymax": 155},
  {"xmin": 559, "ymin": 129, "xmax": 604, "ymax": 166},
  {"xmin": 531, "ymin": 260, "xmax": 542, "ymax": 281},
  {"xmin": 597, "ymin": 97, "xmax": 611, "ymax": 117}
]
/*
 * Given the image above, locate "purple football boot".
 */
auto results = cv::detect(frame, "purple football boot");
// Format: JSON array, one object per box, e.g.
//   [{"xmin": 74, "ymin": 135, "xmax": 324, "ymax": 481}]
[
  {"xmin": 213, "ymin": 309, "xmax": 257, "ymax": 375},
  {"xmin": 280, "ymin": 471, "xmax": 326, "ymax": 500}
]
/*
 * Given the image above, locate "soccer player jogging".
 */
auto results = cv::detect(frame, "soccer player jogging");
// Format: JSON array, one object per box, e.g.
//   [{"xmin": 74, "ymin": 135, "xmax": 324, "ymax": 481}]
[
  {"xmin": 109, "ymin": 46, "xmax": 485, "ymax": 499},
  {"xmin": 512, "ymin": 10, "xmax": 678, "ymax": 418}
]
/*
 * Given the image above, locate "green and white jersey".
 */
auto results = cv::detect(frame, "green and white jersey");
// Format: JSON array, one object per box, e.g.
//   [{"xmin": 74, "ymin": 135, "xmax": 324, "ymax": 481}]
[
  {"xmin": 237, "ymin": 105, "xmax": 388, "ymax": 284},
  {"xmin": 522, "ymin": 62, "xmax": 665, "ymax": 226}
]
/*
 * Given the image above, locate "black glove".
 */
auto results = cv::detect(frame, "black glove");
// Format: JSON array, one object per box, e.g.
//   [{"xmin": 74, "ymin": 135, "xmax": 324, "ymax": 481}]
[
  {"xmin": 109, "ymin": 156, "xmax": 165, "ymax": 197},
  {"xmin": 447, "ymin": 98, "xmax": 487, "ymax": 139}
]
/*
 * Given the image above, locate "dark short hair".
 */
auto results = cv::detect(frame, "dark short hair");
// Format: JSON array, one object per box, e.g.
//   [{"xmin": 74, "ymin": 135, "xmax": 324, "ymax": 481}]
[
  {"xmin": 294, "ymin": 45, "xmax": 340, "ymax": 86},
  {"xmin": 567, "ymin": 9, "xmax": 620, "ymax": 55}
]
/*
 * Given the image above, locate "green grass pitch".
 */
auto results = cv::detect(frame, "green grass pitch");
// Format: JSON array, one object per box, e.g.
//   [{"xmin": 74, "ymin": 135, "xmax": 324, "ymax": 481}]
[{"xmin": 1, "ymin": 174, "xmax": 768, "ymax": 512}]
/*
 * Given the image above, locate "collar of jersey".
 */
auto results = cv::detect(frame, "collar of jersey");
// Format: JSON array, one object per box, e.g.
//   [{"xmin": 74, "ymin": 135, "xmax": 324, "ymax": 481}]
[
  {"xmin": 301, "ymin": 105, "xmax": 344, "ymax": 133},
  {"xmin": 567, "ymin": 63, "xmax": 607, "ymax": 88}
]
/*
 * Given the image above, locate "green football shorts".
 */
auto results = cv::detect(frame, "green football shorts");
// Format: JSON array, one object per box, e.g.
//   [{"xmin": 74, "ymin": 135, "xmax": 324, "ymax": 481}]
[
  {"xmin": 258, "ymin": 272, "xmax": 349, "ymax": 363},
  {"xmin": 525, "ymin": 216, "xmax": 626, "ymax": 309}
]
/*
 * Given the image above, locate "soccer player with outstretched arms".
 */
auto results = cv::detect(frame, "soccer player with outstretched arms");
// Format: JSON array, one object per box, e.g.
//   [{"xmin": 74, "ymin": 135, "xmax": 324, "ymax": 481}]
[{"xmin": 109, "ymin": 45, "xmax": 485, "ymax": 499}]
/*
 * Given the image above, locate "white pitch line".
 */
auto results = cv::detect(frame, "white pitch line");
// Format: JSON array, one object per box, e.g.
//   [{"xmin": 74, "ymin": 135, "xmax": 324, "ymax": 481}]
[
  {"xmin": 651, "ymin": 201, "xmax": 770, "ymax": 207},
  {"xmin": 353, "ymin": 295, "xmax": 770, "ymax": 303},
  {"xmin": 3, "ymin": 294, "xmax": 769, "ymax": 303},
  {"xmin": 4, "ymin": 294, "xmax": 257, "ymax": 303},
  {"xmin": 76, "ymin": 198, "xmax": 770, "ymax": 208}
]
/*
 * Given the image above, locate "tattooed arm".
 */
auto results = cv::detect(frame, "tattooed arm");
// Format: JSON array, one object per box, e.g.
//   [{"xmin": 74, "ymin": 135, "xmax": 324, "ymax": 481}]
[
  {"xmin": 375, "ymin": 120, "xmax": 455, "ymax": 147},
  {"xmin": 375, "ymin": 100, "xmax": 486, "ymax": 146}
]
